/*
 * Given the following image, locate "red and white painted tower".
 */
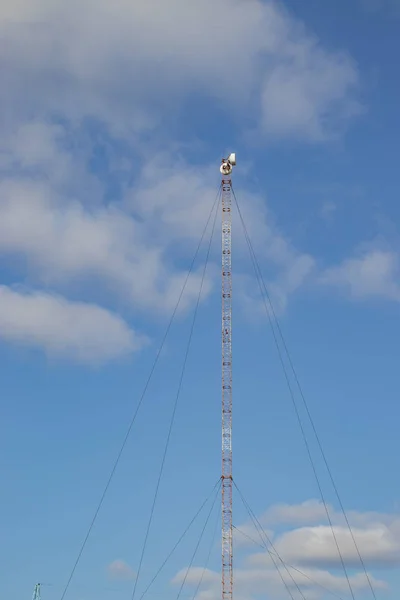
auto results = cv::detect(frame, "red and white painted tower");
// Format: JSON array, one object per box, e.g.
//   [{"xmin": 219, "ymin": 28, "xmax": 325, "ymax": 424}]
[{"xmin": 220, "ymin": 153, "xmax": 236, "ymax": 600}]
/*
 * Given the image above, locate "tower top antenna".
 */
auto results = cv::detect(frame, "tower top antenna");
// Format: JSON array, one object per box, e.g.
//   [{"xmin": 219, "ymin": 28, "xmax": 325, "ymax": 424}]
[{"xmin": 220, "ymin": 153, "xmax": 236, "ymax": 175}]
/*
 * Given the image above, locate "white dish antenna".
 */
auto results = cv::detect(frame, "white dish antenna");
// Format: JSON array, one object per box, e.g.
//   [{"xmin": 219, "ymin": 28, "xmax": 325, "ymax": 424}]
[
  {"xmin": 220, "ymin": 162, "xmax": 233, "ymax": 175},
  {"xmin": 220, "ymin": 153, "xmax": 236, "ymax": 175}
]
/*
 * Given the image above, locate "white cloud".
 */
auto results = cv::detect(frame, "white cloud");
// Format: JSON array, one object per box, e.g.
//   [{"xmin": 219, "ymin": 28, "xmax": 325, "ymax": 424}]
[
  {"xmin": 0, "ymin": 0, "xmax": 365, "ymax": 361},
  {"xmin": 234, "ymin": 522, "xmax": 275, "ymax": 549},
  {"xmin": 237, "ymin": 252, "xmax": 315, "ymax": 318},
  {"xmin": 1, "ymin": 121, "xmax": 63, "ymax": 169},
  {"xmin": 260, "ymin": 21, "xmax": 361, "ymax": 140},
  {"xmin": 130, "ymin": 153, "xmax": 220, "ymax": 243},
  {"xmin": 269, "ymin": 523, "xmax": 400, "ymax": 568},
  {"xmin": 173, "ymin": 563, "xmax": 386, "ymax": 600},
  {"xmin": 260, "ymin": 499, "xmax": 400, "ymax": 530},
  {"xmin": 237, "ymin": 564, "xmax": 385, "ymax": 594},
  {"xmin": 262, "ymin": 499, "xmax": 331, "ymax": 526},
  {"xmin": 247, "ymin": 499, "xmax": 400, "ymax": 569},
  {"xmin": 0, "ymin": 286, "xmax": 144, "ymax": 364},
  {"xmin": 134, "ymin": 161, "xmax": 316, "ymax": 316},
  {"xmin": 0, "ymin": 0, "xmax": 361, "ymax": 140},
  {"xmin": 0, "ymin": 133, "xmax": 211, "ymax": 315},
  {"xmin": 320, "ymin": 250, "xmax": 400, "ymax": 302},
  {"xmin": 172, "ymin": 567, "xmax": 219, "ymax": 587},
  {"xmin": 0, "ymin": 120, "xmax": 315, "ymax": 322},
  {"xmin": 173, "ymin": 501, "xmax": 395, "ymax": 600},
  {"xmin": 107, "ymin": 559, "xmax": 136, "ymax": 580}
]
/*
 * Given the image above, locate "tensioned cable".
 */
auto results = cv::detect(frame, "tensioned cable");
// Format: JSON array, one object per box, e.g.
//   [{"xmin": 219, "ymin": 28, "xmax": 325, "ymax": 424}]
[
  {"xmin": 191, "ymin": 497, "xmax": 221, "ymax": 600},
  {"xmin": 234, "ymin": 191, "xmax": 376, "ymax": 600},
  {"xmin": 44, "ymin": 492, "xmax": 219, "ymax": 598},
  {"xmin": 175, "ymin": 481, "xmax": 221, "ymax": 600},
  {"xmin": 59, "ymin": 184, "xmax": 222, "ymax": 600},
  {"xmin": 234, "ymin": 482, "xmax": 306, "ymax": 600},
  {"xmin": 233, "ymin": 184, "xmax": 376, "ymax": 598},
  {"xmin": 131, "ymin": 189, "xmax": 221, "ymax": 600},
  {"xmin": 139, "ymin": 479, "xmax": 221, "ymax": 600},
  {"xmin": 233, "ymin": 526, "xmax": 346, "ymax": 600},
  {"xmin": 232, "ymin": 186, "xmax": 357, "ymax": 600}
]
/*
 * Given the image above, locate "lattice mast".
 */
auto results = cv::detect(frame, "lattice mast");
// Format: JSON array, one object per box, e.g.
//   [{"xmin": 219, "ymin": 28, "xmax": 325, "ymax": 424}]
[
  {"xmin": 32, "ymin": 584, "xmax": 41, "ymax": 600},
  {"xmin": 220, "ymin": 153, "xmax": 236, "ymax": 600}
]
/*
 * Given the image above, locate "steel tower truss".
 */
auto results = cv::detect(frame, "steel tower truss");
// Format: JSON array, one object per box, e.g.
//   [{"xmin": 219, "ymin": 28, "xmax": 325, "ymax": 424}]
[
  {"xmin": 32, "ymin": 584, "xmax": 41, "ymax": 600},
  {"xmin": 220, "ymin": 157, "xmax": 234, "ymax": 600}
]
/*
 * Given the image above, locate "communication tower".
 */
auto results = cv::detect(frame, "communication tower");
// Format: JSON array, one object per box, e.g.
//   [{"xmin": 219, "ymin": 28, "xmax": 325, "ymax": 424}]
[{"xmin": 220, "ymin": 153, "xmax": 236, "ymax": 600}]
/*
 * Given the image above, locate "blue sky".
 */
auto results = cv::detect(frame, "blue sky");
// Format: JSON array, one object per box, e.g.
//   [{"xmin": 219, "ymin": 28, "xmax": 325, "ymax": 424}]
[{"xmin": 1, "ymin": 1, "xmax": 400, "ymax": 600}]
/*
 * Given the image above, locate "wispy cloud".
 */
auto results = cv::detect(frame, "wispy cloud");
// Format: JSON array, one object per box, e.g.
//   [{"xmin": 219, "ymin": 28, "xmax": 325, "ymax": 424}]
[
  {"xmin": 0, "ymin": 0, "xmax": 367, "ymax": 363},
  {"xmin": 0, "ymin": 123, "xmax": 211, "ymax": 316},
  {"xmin": 320, "ymin": 249, "xmax": 400, "ymax": 302},
  {"xmin": 174, "ymin": 559, "xmax": 385, "ymax": 600},
  {"xmin": 269, "ymin": 523, "xmax": 400, "ymax": 568},
  {"xmin": 0, "ymin": 286, "xmax": 145, "ymax": 364},
  {"xmin": 107, "ymin": 560, "xmax": 136, "ymax": 580},
  {"xmin": 250, "ymin": 499, "xmax": 400, "ymax": 568},
  {"xmin": 0, "ymin": 118, "xmax": 316, "ymax": 320},
  {"xmin": 0, "ymin": 0, "xmax": 361, "ymax": 141},
  {"xmin": 173, "ymin": 500, "xmax": 395, "ymax": 600}
]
